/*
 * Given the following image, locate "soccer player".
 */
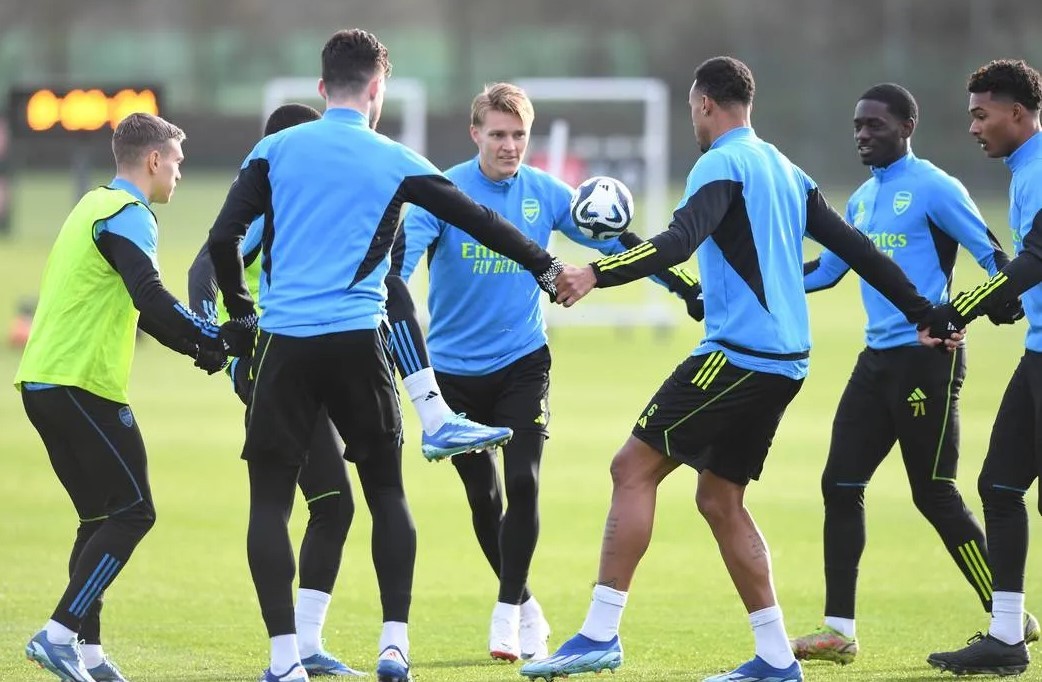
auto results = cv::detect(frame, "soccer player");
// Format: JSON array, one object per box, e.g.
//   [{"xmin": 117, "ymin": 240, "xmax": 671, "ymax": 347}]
[
  {"xmin": 206, "ymin": 30, "xmax": 566, "ymax": 682},
  {"xmin": 790, "ymin": 82, "xmax": 1040, "ymax": 664},
  {"xmin": 522, "ymin": 57, "xmax": 945, "ymax": 682},
  {"xmin": 15, "ymin": 113, "xmax": 236, "ymax": 682},
  {"xmin": 396, "ymin": 82, "xmax": 704, "ymax": 663},
  {"xmin": 188, "ymin": 102, "xmax": 517, "ymax": 676},
  {"xmin": 923, "ymin": 59, "xmax": 1042, "ymax": 677}
]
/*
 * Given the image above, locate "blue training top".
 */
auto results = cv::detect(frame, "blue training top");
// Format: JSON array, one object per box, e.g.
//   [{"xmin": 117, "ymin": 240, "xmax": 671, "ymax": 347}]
[
  {"xmin": 399, "ymin": 157, "xmax": 636, "ymax": 376},
  {"xmin": 804, "ymin": 152, "xmax": 1006, "ymax": 349},
  {"xmin": 1006, "ymin": 131, "xmax": 1042, "ymax": 351},
  {"xmin": 590, "ymin": 126, "xmax": 933, "ymax": 380}
]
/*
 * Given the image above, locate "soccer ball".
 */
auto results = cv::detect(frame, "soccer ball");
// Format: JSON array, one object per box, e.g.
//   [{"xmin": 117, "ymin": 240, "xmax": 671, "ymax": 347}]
[{"xmin": 569, "ymin": 176, "xmax": 634, "ymax": 241}]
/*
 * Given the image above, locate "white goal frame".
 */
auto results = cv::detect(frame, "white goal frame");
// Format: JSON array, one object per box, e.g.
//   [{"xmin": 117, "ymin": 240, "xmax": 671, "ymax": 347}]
[
  {"xmin": 517, "ymin": 78, "xmax": 675, "ymax": 327},
  {"xmin": 261, "ymin": 77, "xmax": 428, "ymax": 155}
]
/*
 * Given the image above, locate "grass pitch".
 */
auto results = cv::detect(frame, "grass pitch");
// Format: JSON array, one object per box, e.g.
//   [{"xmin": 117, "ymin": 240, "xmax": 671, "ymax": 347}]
[{"xmin": 0, "ymin": 172, "xmax": 1038, "ymax": 681}]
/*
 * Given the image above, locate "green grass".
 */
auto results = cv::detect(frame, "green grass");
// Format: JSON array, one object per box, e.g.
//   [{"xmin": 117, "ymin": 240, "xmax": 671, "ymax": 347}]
[{"xmin": 0, "ymin": 173, "xmax": 1039, "ymax": 681}]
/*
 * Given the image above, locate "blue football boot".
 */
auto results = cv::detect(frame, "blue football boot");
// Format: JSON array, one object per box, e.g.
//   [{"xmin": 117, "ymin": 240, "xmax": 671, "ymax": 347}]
[
  {"xmin": 420, "ymin": 414, "xmax": 512, "ymax": 461},
  {"xmin": 519, "ymin": 633, "xmax": 622, "ymax": 680},
  {"xmin": 702, "ymin": 655, "xmax": 803, "ymax": 682}
]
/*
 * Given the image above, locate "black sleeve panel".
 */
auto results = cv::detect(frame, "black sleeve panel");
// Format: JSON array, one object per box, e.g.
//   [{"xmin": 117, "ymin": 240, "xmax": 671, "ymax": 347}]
[
  {"xmin": 952, "ymin": 209, "xmax": 1042, "ymax": 321},
  {"xmin": 988, "ymin": 229, "xmax": 1012, "ymax": 270},
  {"xmin": 208, "ymin": 158, "xmax": 270, "ymax": 319},
  {"xmin": 804, "ymin": 188, "xmax": 932, "ymax": 323},
  {"xmin": 593, "ymin": 179, "xmax": 741, "ymax": 288},
  {"xmin": 616, "ymin": 230, "xmax": 701, "ymax": 294},
  {"xmin": 400, "ymin": 174, "xmax": 553, "ymax": 273},
  {"xmin": 187, "ymin": 242, "xmax": 218, "ymax": 319},
  {"xmin": 96, "ymin": 231, "xmax": 215, "ymax": 350}
]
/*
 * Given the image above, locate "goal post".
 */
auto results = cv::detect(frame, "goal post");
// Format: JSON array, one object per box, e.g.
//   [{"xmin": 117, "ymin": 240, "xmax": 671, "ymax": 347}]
[
  {"xmin": 260, "ymin": 77, "xmax": 428, "ymax": 155},
  {"xmin": 516, "ymin": 77, "xmax": 676, "ymax": 327}
]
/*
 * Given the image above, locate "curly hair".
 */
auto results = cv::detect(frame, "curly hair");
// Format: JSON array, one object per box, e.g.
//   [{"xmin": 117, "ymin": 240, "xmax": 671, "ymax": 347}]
[
  {"xmin": 693, "ymin": 57, "xmax": 755, "ymax": 106},
  {"xmin": 321, "ymin": 29, "xmax": 392, "ymax": 97},
  {"xmin": 967, "ymin": 59, "xmax": 1041, "ymax": 111}
]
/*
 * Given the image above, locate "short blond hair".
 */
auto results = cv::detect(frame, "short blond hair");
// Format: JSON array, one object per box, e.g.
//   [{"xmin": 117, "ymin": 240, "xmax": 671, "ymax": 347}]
[
  {"xmin": 112, "ymin": 112, "xmax": 185, "ymax": 167},
  {"xmin": 471, "ymin": 83, "xmax": 534, "ymax": 128}
]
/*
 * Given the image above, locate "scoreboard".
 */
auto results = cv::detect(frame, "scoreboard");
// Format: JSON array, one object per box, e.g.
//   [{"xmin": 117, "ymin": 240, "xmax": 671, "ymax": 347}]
[{"xmin": 8, "ymin": 85, "xmax": 163, "ymax": 138}]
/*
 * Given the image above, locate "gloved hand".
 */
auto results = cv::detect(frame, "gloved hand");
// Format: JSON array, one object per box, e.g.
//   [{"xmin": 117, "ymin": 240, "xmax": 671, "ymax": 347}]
[
  {"xmin": 535, "ymin": 257, "xmax": 566, "ymax": 302},
  {"xmin": 218, "ymin": 314, "xmax": 258, "ymax": 357},
  {"xmin": 986, "ymin": 298, "xmax": 1025, "ymax": 326},
  {"xmin": 194, "ymin": 347, "xmax": 229, "ymax": 375},
  {"xmin": 683, "ymin": 282, "xmax": 705, "ymax": 322}
]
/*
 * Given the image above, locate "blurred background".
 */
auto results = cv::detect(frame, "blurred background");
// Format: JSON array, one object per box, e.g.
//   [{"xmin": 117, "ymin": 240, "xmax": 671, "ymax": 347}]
[
  {"xmin": 1, "ymin": 0, "xmax": 1041, "ymax": 190},
  {"xmin": 2, "ymin": 3, "xmax": 1042, "ymax": 680}
]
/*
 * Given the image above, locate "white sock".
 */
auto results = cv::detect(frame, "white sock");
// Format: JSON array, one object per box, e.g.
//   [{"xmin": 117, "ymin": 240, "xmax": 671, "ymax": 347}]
[
  {"xmin": 295, "ymin": 588, "xmax": 332, "ymax": 658},
  {"xmin": 43, "ymin": 620, "xmax": 77, "ymax": 645},
  {"xmin": 80, "ymin": 644, "xmax": 104, "ymax": 669},
  {"xmin": 824, "ymin": 616, "xmax": 856, "ymax": 639},
  {"xmin": 493, "ymin": 601, "xmax": 521, "ymax": 625},
  {"xmin": 403, "ymin": 368, "xmax": 452, "ymax": 435},
  {"xmin": 379, "ymin": 621, "xmax": 409, "ymax": 658},
  {"xmin": 750, "ymin": 605, "xmax": 796, "ymax": 669},
  {"xmin": 991, "ymin": 591, "xmax": 1025, "ymax": 645},
  {"xmin": 579, "ymin": 585, "xmax": 628, "ymax": 642},
  {"xmin": 520, "ymin": 595, "xmax": 545, "ymax": 623},
  {"xmin": 270, "ymin": 634, "xmax": 301, "ymax": 676}
]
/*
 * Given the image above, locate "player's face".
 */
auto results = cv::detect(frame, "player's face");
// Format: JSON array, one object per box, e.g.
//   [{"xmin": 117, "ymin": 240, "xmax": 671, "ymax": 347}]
[
  {"xmin": 471, "ymin": 110, "xmax": 529, "ymax": 181},
  {"xmin": 968, "ymin": 91, "xmax": 1019, "ymax": 158},
  {"xmin": 689, "ymin": 83, "xmax": 711, "ymax": 153},
  {"xmin": 853, "ymin": 99, "xmax": 909, "ymax": 167},
  {"xmin": 149, "ymin": 139, "xmax": 183, "ymax": 204}
]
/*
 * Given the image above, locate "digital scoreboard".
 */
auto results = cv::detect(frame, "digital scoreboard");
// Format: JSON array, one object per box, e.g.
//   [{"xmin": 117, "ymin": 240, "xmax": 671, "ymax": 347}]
[{"xmin": 8, "ymin": 85, "xmax": 163, "ymax": 138}]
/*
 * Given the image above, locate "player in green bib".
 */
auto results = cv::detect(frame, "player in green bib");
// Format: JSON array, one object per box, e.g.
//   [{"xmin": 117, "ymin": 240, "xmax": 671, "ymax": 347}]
[{"xmin": 16, "ymin": 113, "xmax": 244, "ymax": 682}]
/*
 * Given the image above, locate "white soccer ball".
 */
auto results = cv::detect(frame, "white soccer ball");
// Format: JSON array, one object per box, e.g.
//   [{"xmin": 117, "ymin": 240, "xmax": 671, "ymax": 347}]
[{"xmin": 569, "ymin": 176, "xmax": 634, "ymax": 241}]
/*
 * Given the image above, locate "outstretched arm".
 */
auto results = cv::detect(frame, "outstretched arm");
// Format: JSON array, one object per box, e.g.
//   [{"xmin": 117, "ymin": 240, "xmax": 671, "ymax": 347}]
[{"xmin": 804, "ymin": 188, "xmax": 932, "ymax": 324}]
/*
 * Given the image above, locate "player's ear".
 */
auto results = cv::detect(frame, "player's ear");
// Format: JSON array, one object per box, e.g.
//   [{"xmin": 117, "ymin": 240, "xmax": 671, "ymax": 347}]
[
  {"xmin": 701, "ymin": 95, "xmax": 712, "ymax": 117},
  {"xmin": 146, "ymin": 148, "xmax": 161, "ymax": 174},
  {"xmin": 318, "ymin": 79, "xmax": 328, "ymax": 101},
  {"xmin": 469, "ymin": 124, "xmax": 481, "ymax": 144},
  {"xmin": 367, "ymin": 75, "xmax": 381, "ymax": 103},
  {"xmin": 1011, "ymin": 101, "xmax": 1024, "ymax": 123}
]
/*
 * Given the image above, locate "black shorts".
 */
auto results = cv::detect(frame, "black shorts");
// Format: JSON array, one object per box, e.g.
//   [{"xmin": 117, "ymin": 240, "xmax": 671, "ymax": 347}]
[
  {"xmin": 979, "ymin": 351, "xmax": 1042, "ymax": 495},
  {"xmin": 244, "ymin": 328, "xmax": 403, "ymax": 466},
  {"xmin": 435, "ymin": 345, "xmax": 551, "ymax": 437},
  {"xmin": 632, "ymin": 351, "xmax": 802, "ymax": 485},
  {"xmin": 825, "ymin": 346, "xmax": 966, "ymax": 485},
  {"xmin": 22, "ymin": 386, "xmax": 154, "ymax": 520}
]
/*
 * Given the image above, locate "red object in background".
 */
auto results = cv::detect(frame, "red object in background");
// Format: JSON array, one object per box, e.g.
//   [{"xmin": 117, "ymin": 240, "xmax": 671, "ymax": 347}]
[
  {"xmin": 527, "ymin": 151, "xmax": 588, "ymax": 188},
  {"xmin": 8, "ymin": 299, "xmax": 35, "ymax": 349}
]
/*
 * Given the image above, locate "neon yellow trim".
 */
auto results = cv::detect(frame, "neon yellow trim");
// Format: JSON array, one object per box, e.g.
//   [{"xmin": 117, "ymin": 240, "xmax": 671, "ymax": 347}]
[
  {"xmin": 664, "ymin": 371, "xmax": 755, "ymax": 458},
  {"xmin": 931, "ymin": 352, "xmax": 958, "ymax": 481},
  {"xmin": 690, "ymin": 352, "xmax": 723, "ymax": 386},
  {"xmin": 958, "ymin": 542, "xmax": 992, "ymax": 601},
  {"xmin": 305, "ymin": 490, "xmax": 342, "ymax": 504},
  {"xmin": 698, "ymin": 354, "xmax": 728, "ymax": 389}
]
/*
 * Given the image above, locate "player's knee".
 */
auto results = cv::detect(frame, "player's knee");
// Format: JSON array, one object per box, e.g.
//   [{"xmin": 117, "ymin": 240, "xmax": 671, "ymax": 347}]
[
  {"xmin": 308, "ymin": 492, "xmax": 354, "ymax": 539},
  {"xmin": 609, "ymin": 440, "xmax": 664, "ymax": 489},
  {"xmin": 821, "ymin": 481, "xmax": 864, "ymax": 510},
  {"xmin": 112, "ymin": 500, "xmax": 156, "ymax": 537},
  {"xmin": 504, "ymin": 469, "xmax": 538, "ymax": 508},
  {"xmin": 910, "ymin": 480, "xmax": 960, "ymax": 517},
  {"xmin": 694, "ymin": 484, "xmax": 740, "ymax": 525}
]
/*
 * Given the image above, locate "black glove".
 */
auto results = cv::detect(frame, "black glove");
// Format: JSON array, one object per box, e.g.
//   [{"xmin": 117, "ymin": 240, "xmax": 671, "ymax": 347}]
[
  {"xmin": 228, "ymin": 356, "xmax": 253, "ymax": 405},
  {"xmin": 217, "ymin": 314, "xmax": 258, "ymax": 357},
  {"xmin": 682, "ymin": 282, "xmax": 705, "ymax": 321},
  {"xmin": 194, "ymin": 347, "xmax": 229, "ymax": 375},
  {"xmin": 985, "ymin": 298, "xmax": 1025, "ymax": 326},
  {"xmin": 917, "ymin": 303, "xmax": 967, "ymax": 342},
  {"xmin": 535, "ymin": 257, "xmax": 565, "ymax": 302}
]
